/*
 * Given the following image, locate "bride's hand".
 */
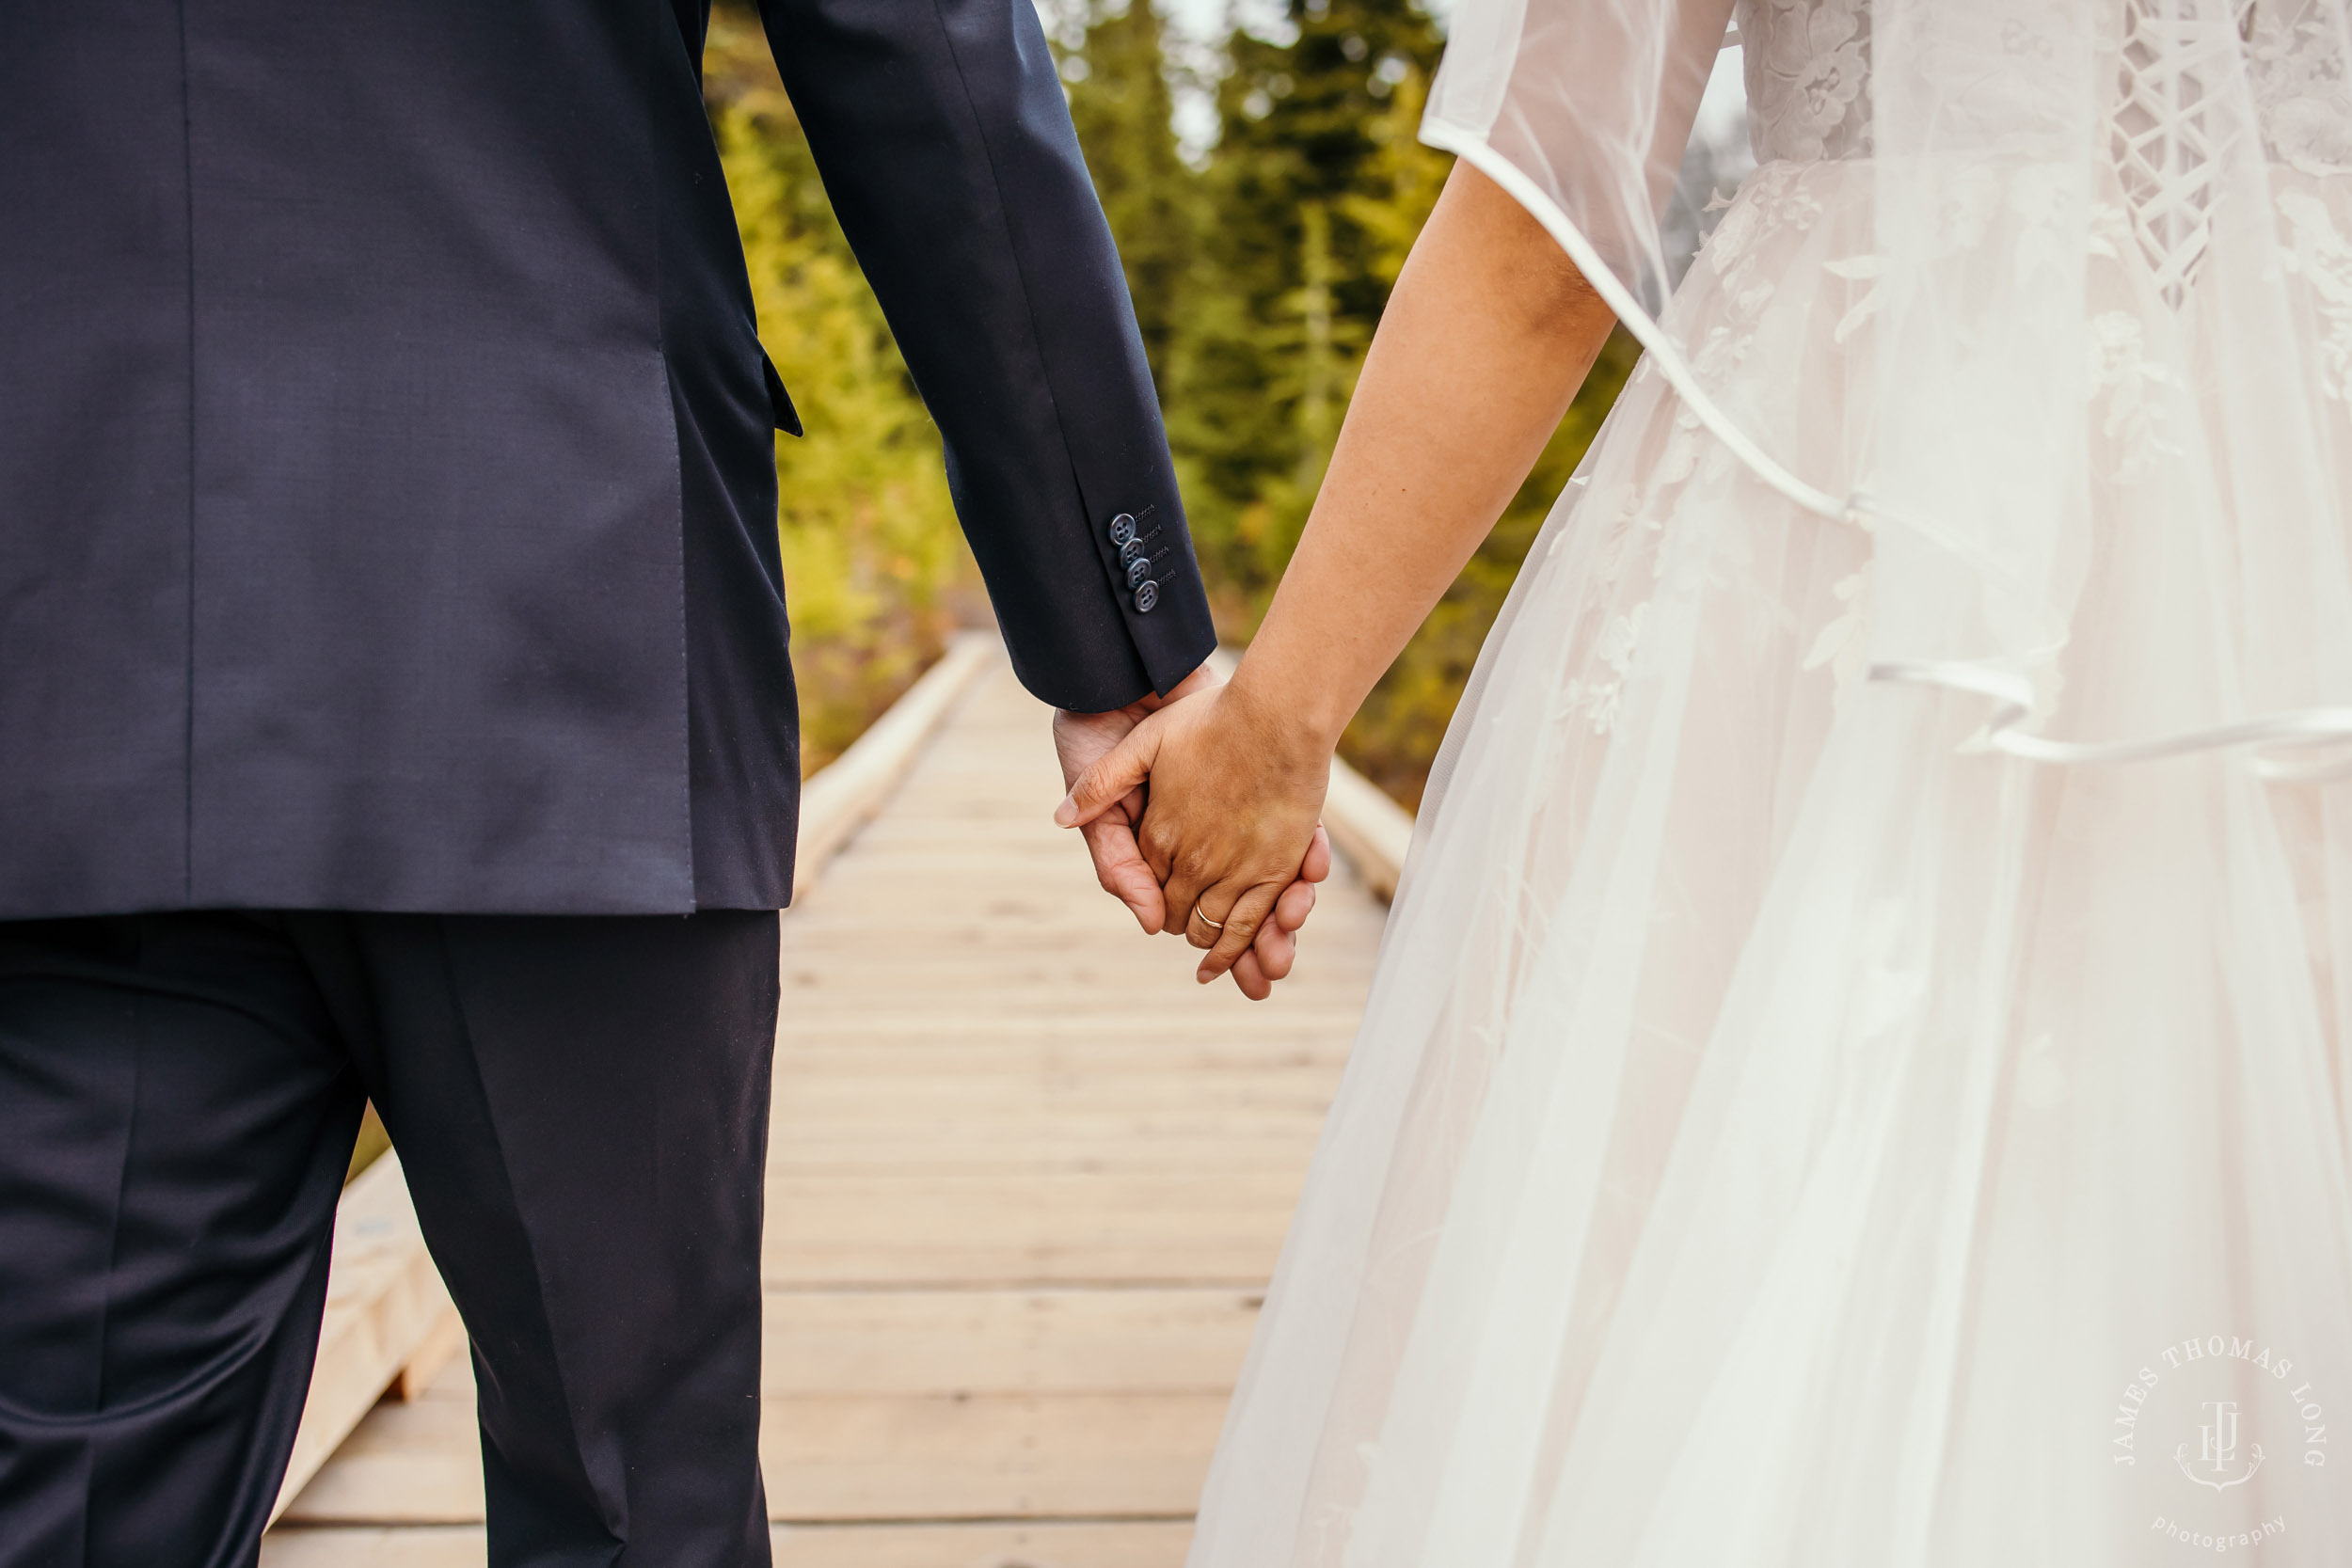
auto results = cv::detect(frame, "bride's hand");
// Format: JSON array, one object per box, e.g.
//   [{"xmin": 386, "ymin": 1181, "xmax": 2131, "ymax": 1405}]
[{"xmin": 1057, "ymin": 683, "xmax": 1332, "ymax": 985}]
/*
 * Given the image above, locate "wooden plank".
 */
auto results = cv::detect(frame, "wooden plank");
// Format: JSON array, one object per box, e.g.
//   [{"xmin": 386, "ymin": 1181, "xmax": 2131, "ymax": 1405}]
[
  {"xmin": 768, "ymin": 1152, "xmax": 1322, "ymax": 1181},
  {"xmin": 772, "ymin": 939, "xmax": 1381, "ymax": 974},
  {"xmin": 779, "ymin": 1012, "xmax": 1367, "ymax": 1042},
  {"xmin": 770, "ymin": 1085, "xmax": 1342, "ymax": 1118},
  {"xmin": 263, "ymin": 1522, "xmax": 1196, "ymax": 1568},
  {"xmin": 764, "ymin": 1139, "xmax": 1328, "ymax": 1179},
  {"xmin": 776, "ymin": 986, "xmax": 1375, "ymax": 1015},
  {"xmin": 768, "ymin": 1075, "xmax": 1348, "ymax": 1110},
  {"xmin": 776, "ymin": 1027, "xmax": 1344, "ymax": 1055},
  {"xmin": 765, "ymin": 1170, "xmax": 1311, "ymax": 1212},
  {"xmin": 777, "ymin": 887, "xmax": 1380, "ymax": 930},
  {"xmin": 1317, "ymin": 763, "xmax": 1415, "ymax": 904},
  {"xmin": 393, "ymin": 1301, "xmax": 469, "ymax": 1402},
  {"xmin": 771, "ymin": 1521, "xmax": 1193, "ymax": 1568},
  {"xmin": 770, "ymin": 1110, "xmax": 1333, "ymax": 1137},
  {"xmin": 761, "ymin": 1173, "xmax": 1308, "ymax": 1287},
  {"xmin": 793, "ymin": 633, "xmax": 1000, "ymax": 901},
  {"xmin": 776, "ymin": 951, "xmax": 1381, "ymax": 985},
  {"xmin": 785, "ymin": 916, "xmax": 1387, "ymax": 945},
  {"xmin": 262, "ymin": 1527, "xmax": 486, "ymax": 1568},
  {"xmin": 767, "ymin": 1126, "xmax": 1332, "ymax": 1172},
  {"xmin": 762, "ymin": 1289, "xmax": 1260, "ymax": 1396},
  {"xmin": 771, "ymin": 1070, "xmax": 1339, "ymax": 1098},
  {"xmin": 764, "ymin": 1253, "xmax": 1283, "ymax": 1291},
  {"xmin": 282, "ymin": 1385, "xmax": 1230, "ymax": 1523},
  {"xmin": 775, "ymin": 940, "xmax": 1384, "ymax": 973},
  {"xmin": 770, "ymin": 1087, "xmax": 1339, "ymax": 1117},
  {"xmin": 775, "ymin": 948, "xmax": 1378, "ymax": 979},
  {"xmin": 273, "ymin": 1155, "xmax": 463, "ymax": 1523},
  {"xmin": 278, "ymin": 1362, "xmax": 482, "ymax": 1526},
  {"xmin": 781, "ymin": 1006, "xmax": 1367, "ymax": 1035},
  {"xmin": 762, "ymin": 1393, "xmax": 1227, "ymax": 1520}
]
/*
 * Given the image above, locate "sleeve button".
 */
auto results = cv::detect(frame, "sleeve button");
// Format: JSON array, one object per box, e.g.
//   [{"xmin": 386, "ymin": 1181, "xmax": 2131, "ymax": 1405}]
[
  {"xmin": 1125, "ymin": 557, "xmax": 1151, "ymax": 588},
  {"xmin": 1108, "ymin": 512, "xmax": 1137, "ymax": 547},
  {"xmin": 1119, "ymin": 536, "xmax": 1146, "ymax": 565},
  {"xmin": 1134, "ymin": 580, "xmax": 1160, "ymax": 613}
]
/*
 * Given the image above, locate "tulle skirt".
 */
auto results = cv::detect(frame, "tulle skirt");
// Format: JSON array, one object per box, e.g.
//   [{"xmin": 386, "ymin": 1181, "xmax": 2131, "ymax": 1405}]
[{"xmin": 1186, "ymin": 158, "xmax": 2352, "ymax": 1567}]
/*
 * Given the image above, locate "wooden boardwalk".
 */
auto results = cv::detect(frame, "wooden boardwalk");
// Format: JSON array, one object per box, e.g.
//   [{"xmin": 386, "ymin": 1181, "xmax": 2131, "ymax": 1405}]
[{"xmin": 261, "ymin": 648, "xmax": 1387, "ymax": 1567}]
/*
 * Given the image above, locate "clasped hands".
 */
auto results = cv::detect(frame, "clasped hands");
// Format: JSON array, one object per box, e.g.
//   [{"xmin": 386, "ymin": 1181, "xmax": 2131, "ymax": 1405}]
[{"xmin": 1053, "ymin": 665, "xmax": 1334, "ymax": 1001}]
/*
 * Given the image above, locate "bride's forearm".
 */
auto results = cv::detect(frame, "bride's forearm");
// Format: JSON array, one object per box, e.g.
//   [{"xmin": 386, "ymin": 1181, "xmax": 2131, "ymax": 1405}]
[{"xmin": 1226, "ymin": 161, "xmax": 1621, "ymax": 757}]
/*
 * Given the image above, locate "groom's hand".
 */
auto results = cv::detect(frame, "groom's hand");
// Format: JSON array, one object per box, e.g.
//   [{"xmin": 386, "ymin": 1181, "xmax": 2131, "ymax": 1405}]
[
  {"xmin": 1053, "ymin": 690, "xmax": 1191, "ymax": 936},
  {"xmin": 1055, "ymin": 666, "xmax": 1329, "ymax": 1001}
]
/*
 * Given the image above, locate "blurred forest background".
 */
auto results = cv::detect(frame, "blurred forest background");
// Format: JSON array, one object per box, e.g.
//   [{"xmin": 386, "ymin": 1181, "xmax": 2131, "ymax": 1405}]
[{"xmin": 703, "ymin": 0, "xmax": 1639, "ymax": 805}]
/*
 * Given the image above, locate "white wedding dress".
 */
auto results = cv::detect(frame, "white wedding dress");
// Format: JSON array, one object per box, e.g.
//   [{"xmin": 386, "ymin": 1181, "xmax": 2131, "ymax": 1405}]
[{"xmin": 1188, "ymin": 2, "xmax": 2352, "ymax": 1564}]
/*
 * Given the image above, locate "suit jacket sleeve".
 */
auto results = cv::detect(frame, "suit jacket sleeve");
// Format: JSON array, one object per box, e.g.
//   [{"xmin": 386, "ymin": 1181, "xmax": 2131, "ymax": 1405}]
[{"xmin": 753, "ymin": 0, "xmax": 1216, "ymax": 712}]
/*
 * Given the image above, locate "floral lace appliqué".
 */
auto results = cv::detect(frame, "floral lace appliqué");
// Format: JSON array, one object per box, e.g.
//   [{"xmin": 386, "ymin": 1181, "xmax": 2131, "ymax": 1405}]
[
  {"xmin": 2084, "ymin": 310, "xmax": 2180, "ymax": 482},
  {"xmin": 1740, "ymin": 0, "xmax": 1874, "ymax": 163},
  {"xmin": 2247, "ymin": 2, "xmax": 2352, "ymax": 177},
  {"xmin": 1803, "ymin": 562, "xmax": 1873, "ymax": 698},
  {"xmin": 1685, "ymin": 162, "xmax": 1826, "ymax": 431},
  {"xmin": 1564, "ymin": 603, "xmax": 1651, "ymax": 736},
  {"xmin": 1736, "ymin": 2, "xmax": 2352, "ymax": 183}
]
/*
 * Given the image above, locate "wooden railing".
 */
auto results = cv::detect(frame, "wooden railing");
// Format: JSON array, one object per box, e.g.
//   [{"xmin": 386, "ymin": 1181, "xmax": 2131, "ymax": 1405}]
[{"xmin": 269, "ymin": 1155, "xmax": 464, "ymax": 1519}]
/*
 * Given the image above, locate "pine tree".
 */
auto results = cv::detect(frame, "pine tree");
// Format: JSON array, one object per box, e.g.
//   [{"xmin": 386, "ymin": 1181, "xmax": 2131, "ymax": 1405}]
[
  {"xmin": 1166, "ymin": 0, "xmax": 1447, "ymax": 616},
  {"xmin": 1055, "ymin": 0, "xmax": 1201, "ymax": 395}
]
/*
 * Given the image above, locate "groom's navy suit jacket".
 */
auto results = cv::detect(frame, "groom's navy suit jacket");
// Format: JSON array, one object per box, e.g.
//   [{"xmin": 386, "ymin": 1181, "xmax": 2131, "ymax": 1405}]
[{"xmin": 0, "ymin": 0, "xmax": 1216, "ymax": 919}]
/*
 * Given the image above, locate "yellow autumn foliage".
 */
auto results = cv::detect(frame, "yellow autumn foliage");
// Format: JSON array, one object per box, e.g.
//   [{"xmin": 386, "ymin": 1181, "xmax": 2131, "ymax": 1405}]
[{"xmin": 708, "ymin": 22, "xmax": 982, "ymax": 775}]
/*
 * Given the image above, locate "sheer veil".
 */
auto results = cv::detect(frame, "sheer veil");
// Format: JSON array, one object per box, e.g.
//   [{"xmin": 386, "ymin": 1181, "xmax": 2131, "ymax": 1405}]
[{"xmin": 1188, "ymin": 3, "xmax": 2352, "ymax": 1565}]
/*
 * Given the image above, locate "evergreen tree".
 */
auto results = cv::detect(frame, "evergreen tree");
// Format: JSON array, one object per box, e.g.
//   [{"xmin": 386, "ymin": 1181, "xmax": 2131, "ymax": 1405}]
[
  {"xmin": 1054, "ymin": 0, "xmax": 1201, "ymax": 395},
  {"xmin": 1166, "ymin": 0, "xmax": 1446, "ymax": 615}
]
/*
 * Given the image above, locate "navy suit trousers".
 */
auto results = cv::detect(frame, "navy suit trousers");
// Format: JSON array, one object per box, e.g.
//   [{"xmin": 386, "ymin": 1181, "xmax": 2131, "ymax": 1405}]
[{"xmin": 0, "ymin": 910, "xmax": 779, "ymax": 1568}]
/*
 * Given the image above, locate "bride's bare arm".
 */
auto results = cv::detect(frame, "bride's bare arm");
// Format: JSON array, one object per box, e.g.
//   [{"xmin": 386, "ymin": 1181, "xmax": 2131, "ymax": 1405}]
[{"xmin": 1058, "ymin": 159, "xmax": 1622, "ymax": 979}]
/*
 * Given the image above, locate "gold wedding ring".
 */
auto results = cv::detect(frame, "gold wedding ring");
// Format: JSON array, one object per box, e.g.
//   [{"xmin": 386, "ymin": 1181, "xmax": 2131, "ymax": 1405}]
[{"xmin": 1188, "ymin": 908, "xmax": 1225, "ymax": 932}]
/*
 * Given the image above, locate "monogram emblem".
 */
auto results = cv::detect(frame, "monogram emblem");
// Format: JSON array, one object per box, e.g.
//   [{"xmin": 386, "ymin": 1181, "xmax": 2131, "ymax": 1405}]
[{"xmin": 2175, "ymin": 1399, "xmax": 2267, "ymax": 1490}]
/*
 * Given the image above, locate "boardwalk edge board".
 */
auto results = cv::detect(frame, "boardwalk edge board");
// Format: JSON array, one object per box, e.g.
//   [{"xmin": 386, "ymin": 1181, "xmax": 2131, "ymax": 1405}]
[
  {"xmin": 1320, "ymin": 763, "xmax": 1414, "ymax": 904},
  {"xmin": 793, "ymin": 632, "xmax": 1003, "ymax": 901},
  {"xmin": 271, "ymin": 1154, "xmax": 463, "ymax": 1523}
]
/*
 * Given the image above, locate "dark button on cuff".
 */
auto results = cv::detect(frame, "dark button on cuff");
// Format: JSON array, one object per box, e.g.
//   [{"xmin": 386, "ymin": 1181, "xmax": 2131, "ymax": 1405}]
[
  {"xmin": 1135, "ymin": 580, "xmax": 1160, "ymax": 613},
  {"xmin": 1125, "ymin": 556, "xmax": 1152, "ymax": 588},
  {"xmin": 1119, "ymin": 536, "xmax": 1147, "ymax": 566},
  {"xmin": 1108, "ymin": 512, "xmax": 1137, "ymax": 547}
]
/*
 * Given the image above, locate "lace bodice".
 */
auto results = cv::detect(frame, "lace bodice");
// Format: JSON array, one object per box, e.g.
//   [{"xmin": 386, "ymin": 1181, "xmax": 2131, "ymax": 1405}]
[
  {"xmin": 1736, "ymin": 0, "xmax": 2352, "ymax": 176},
  {"xmin": 1739, "ymin": 0, "xmax": 1873, "ymax": 163}
]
